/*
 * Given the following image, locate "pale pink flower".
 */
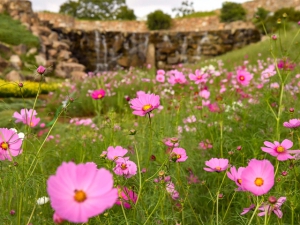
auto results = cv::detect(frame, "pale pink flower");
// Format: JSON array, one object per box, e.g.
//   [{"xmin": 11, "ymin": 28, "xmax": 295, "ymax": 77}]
[
  {"xmin": 47, "ymin": 162, "xmax": 118, "ymax": 223},
  {"xmin": 106, "ymin": 146, "xmax": 128, "ymax": 161},
  {"xmin": 129, "ymin": 93, "xmax": 160, "ymax": 116},
  {"xmin": 168, "ymin": 70, "xmax": 187, "ymax": 85},
  {"xmin": 0, "ymin": 128, "xmax": 23, "ymax": 161},
  {"xmin": 258, "ymin": 196, "xmax": 286, "ymax": 218},
  {"xmin": 91, "ymin": 89, "xmax": 105, "ymax": 100},
  {"xmin": 204, "ymin": 158, "xmax": 229, "ymax": 172},
  {"xmin": 113, "ymin": 158, "xmax": 137, "ymax": 178},
  {"xmin": 157, "ymin": 69, "xmax": 165, "ymax": 76},
  {"xmin": 261, "ymin": 139, "xmax": 300, "ymax": 161},
  {"xmin": 115, "ymin": 186, "xmax": 137, "ymax": 209},
  {"xmin": 166, "ymin": 181, "xmax": 179, "ymax": 200},
  {"xmin": 164, "ymin": 137, "xmax": 179, "ymax": 147},
  {"xmin": 241, "ymin": 159, "xmax": 274, "ymax": 196},
  {"xmin": 170, "ymin": 147, "xmax": 188, "ymax": 162},
  {"xmin": 261, "ymin": 65, "xmax": 276, "ymax": 79},
  {"xmin": 13, "ymin": 109, "xmax": 40, "ymax": 127},
  {"xmin": 236, "ymin": 69, "xmax": 253, "ymax": 86},
  {"xmin": 283, "ymin": 119, "xmax": 300, "ymax": 128},
  {"xmin": 199, "ymin": 139, "xmax": 213, "ymax": 150}
]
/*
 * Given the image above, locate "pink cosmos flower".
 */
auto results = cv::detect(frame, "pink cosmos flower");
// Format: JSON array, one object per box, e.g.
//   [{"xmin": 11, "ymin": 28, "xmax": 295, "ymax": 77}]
[
  {"xmin": 261, "ymin": 139, "xmax": 300, "ymax": 161},
  {"xmin": 106, "ymin": 146, "xmax": 128, "ymax": 161},
  {"xmin": 241, "ymin": 204, "xmax": 255, "ymax": 215},
  {"xmin": 204, "ymin": 158, "xmax": 229, "ymax": 172},
  {"xmin": 283, "ymin": 119, "xmax": 300, "ymax": 128},
  {"xmin": 227, "ymin": 166, "xmax": 246, "ymax": 191},
  {"xmin": 164, "ymin": 137, "xmax": 179, "ymax": 147},
  {"xmin": 157, "ymin": 69, "xmax": 165, "ymax": 76},
  {"xmin": 47, "ymin": 162, "xmax": 118, "ymax": 223},
  {"xmin": 241, "ymin": 159, "xmax": 274, "ymax": 196},
  {"xmin": 236, "ymin": 69, "xmax": 253, "ymax": 86},
  {"xmin": 189, "ymin": 69, "xmax": 208, "ymax": 84},
  {"xmin": 115, "ymin": 186, "xmax": 137, "ymax": 209},
  {"xmin": 156, "ymin": 74, "xmax": 165, "ymax": 83},
  {"xmin": 167, "ymin": 70, "xmax": 187, "ymax": 85},
  {"xmin": 13, "ymin": 109, "xmax": 40, "ymax": 127},
  {"xmin": 91, "ymin": 89, "xmax": 106, "ymax": 100},
  {"xmin": 258, "ymin": 196, "xmax": 286, "ymax": 218},
  {"xmin": 277, "ymin": 58, "xmax": 296, "ymax": 71},
  {"xmin": 129, "ymin": 93, "xmax": 160, "ymax": 116},
  {"xmin": 199, "ymin": 89, "xmax": 210, "ymax": 99},
  {"xmin": 0, "ymin": 128, "xmax": 23, "ymax": 161},
  {"xmin": 170, "ymin": 147, "xmax": 188, "ymax": 162},
  {"xmin": 113, "ymin": 158, "xmax": 137, "ymax": 178}
]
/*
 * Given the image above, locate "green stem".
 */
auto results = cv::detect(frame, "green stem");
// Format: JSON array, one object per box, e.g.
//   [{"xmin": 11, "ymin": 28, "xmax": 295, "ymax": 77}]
[
  {"xmin": 134, "ymin": 143, "xmax": 142, "ymax": 207},
  {"xmin": 247, "ymin": 196, "xmax": 263, "ymax": 225},
  {"xmin": 222, "ymin": 191, "xmax": 237, "ymax": 220},
  {"xmin": 120, "ymin": 200, "xmax": 129, "ymax": 225},
  {"xmin": 143, "ymin": 191, "xmax": 164, "ymax": 225}
]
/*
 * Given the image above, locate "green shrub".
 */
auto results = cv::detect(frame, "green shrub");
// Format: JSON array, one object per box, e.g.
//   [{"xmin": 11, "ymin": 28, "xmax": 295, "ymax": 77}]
[
  {"xmin": 0, "ymin": 13, "xmax": 40, "ymax": 48},
  {"xmin": 220, "ymin": 2, "xmax": 246, "ymax": 22},
  {"xmin": 116, "ymin": 6, "xmax": 136, "ymax": 20},
  {"xmin": 147, "ymin": 10, "xmax": 172, "ymax": 30}
]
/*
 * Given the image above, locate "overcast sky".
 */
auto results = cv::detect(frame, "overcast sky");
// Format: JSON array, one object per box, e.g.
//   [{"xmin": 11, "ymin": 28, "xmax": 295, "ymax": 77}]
[{"xmin": 30, "ymin": 0, "xmax": 250, "ymax": 18}]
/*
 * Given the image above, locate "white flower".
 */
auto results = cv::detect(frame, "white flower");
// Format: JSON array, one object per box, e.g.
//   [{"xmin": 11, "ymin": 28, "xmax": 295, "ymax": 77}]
[
  {"xmin": 10, "ymin": 128, "xmax": 25, "ymax": 140},
  {"xmin": 37, "ymin": 196, "xmax": 49, "ymax": 205}
]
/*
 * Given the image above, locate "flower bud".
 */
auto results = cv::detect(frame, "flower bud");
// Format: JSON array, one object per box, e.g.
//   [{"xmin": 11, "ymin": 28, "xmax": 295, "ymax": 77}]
[
  {"xmin": 18, "ymin": 82, "xmax": 23, "ymax": 88},
  {"xmin": 37, "ymin": 65, "xmax": 46, "ymax": 75},
  {"xmin": 271, "ymin": 35, "xmax": 277, "ymax": 40},
  {"xmin": 268, "ymin": 196, "xmax": 277, "ymax": 204},
  {"xmin": 281, "ymin": 171, "xmax": 288, "ymax": 176},
  {"xmin": 10, "ymin": 210, "xmax": 15, "ymax": 215},
  {"xmin": 289, "ymin": 107, "xmax": 294, "ymax": 113}
]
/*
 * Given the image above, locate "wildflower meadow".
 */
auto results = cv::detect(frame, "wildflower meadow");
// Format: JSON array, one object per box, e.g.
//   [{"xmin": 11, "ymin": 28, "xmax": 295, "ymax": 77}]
[{"xmin": 1, "ymin": 22, "xmax": 300, "ymax": 225}]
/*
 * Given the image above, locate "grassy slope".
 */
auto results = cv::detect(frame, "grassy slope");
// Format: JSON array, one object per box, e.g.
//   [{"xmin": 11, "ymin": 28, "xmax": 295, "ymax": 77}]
[{"xmin": 0, "ymin": 13, "xmax": 39, "ymax": 48}]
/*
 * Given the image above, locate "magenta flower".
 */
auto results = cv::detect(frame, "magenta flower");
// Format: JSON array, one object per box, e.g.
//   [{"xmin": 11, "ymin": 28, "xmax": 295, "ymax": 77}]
[
  {"xmin": 189, "ymin": 69, "xmax": 208, "ymax": 84},
  {"xmin": 283, "ymin": 119, "xmax": 300, "ymax": 128},
  {"xmin": 241, "ymin": 204, "xmax": 255, "ymax": 215},
  {"xmin": 47, "ymin": 162, "xmax": 118, "ymax": 223},
  {"xmin": 261, "ymin": 139, "xmax": 300, "ymax": 161},
  {"xmin": 227, "ymin": 166, "xmax": 246, "ymax": 191},
  {"xmin": 113, "ymin": 158, "xmax": 137, "ymax": 178},
  {"xmin": 199, "ymin": 139, "xmax": 213, "ymax": 150},
  {"xmin": 258, "ymin": 196, "xmax": 286, "ymax": 218},
  {"xmin": 115, "ymin": 186, "xmax": 137, "ymax": 209},
  {"xmin": 277, "ymin": 58, "xmax": 296, "ymax": 71},
  {"xmin": 91, "ymin": 89, "xmax": 106, "ymax": 100},
  {"xmin": 129, "ymin": 93, "xmax": 160, "ymax": 116},
  {"xmin": 236, "ymin": 69, "xmax": 253, "ymax": 86},
  {"xmin": 241, "ymin": 159, "xmax": 274, "ymax": 196},
  {"xmin": 164, "ymin": 137, "xmax": 179, "ymax": 147},
  {"xmin": 13, "ymin": 109, "xmax": 40, "ymax": 127},
  {"xmin": 106, "ymin": 146, "xmax": 128, "ymax": 161},
  {"xmin": 170, "ymin": 147, "xmax": 188, "ymax": 162},
  {"xmin": 37, "ymin": 65, "xmax": 46, "ymax": 75},
  {"xmin": 204, "ymin": 158, "xmax": 229, "ymax": 172},
  {"xmin": 0, "ymin": 128, "xmax": 23, "ymax": 161}
]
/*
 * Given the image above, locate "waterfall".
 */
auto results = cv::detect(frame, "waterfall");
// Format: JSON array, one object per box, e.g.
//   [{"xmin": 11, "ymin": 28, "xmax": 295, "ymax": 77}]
[
  {"xmin": 102, "ymin": 35, "xmax": 108, "ymax": 71},
  {"xmin": 181, "ymin": 36, "xmax": 188, "ymax": 55},
  {"xmin": 94, "ymin": 30, "xmax": 101, "ymax": 73}
]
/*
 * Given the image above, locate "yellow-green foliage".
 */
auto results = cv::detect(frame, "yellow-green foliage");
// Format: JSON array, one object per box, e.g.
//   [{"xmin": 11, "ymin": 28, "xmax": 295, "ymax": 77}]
[{"xmin": 0, "ymin": 79, "xmax": 58, "ymax": 97}]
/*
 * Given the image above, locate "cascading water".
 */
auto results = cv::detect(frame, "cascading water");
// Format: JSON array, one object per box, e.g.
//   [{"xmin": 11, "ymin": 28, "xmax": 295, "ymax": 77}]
[
  {"xmin": 102, "ymin": 35, "xmax": 108, "ymax": 71},
  {"xmin": 94, "ymin": 30, "xmax": 101, "ymax": 72}
]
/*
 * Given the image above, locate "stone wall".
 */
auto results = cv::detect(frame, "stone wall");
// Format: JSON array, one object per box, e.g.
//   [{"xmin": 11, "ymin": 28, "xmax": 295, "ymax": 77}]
[{"xmin": 51, "ymin": 27, "xmax": 261, "ymax": 72}]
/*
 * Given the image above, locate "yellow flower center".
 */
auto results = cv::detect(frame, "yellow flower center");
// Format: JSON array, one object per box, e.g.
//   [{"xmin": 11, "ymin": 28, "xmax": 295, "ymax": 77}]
[
  {"xmin": 98, "ymin": 94, "xmax": 103, "ymax": 99},
  {"xmin": 254, "ymin": 177, "xmax": 264, "ymax": 186},
  {"xmin": 1, "ymin": 142, "xmax": 8, "ymax": 150},
  {"xmin": 276, "ymin": 146, "xmax": 285, "ymax": 153},
  {"xmin": 239, "ymin": 76, "xmax": 245, "ymax": 81},
  {"xmin": 142, "ymin": 104, "xmax": 152, "ymax": 111},
  {"xmin": 30, "ymin": 122, "xmax": 34, "ymax": 127},
  {"xmin": 197, "ymin": 75, "xmax": 202, "ymax": 80},
  {"xmin": 121, "ymin": 163, "xmax": 127, "ymax": 170},
  {"xmin": 237, "ymin": 179, "xmax": 242, "ymax": 185},
  {"xmin": 176, "ymin": 154, "xmax": 181, "ymax": 159},
  {"xmin": 74, "ymin": 190, "xmax": 87, "ymax": 203},
  {"xmin": 215, "ymin": 166, "xmax": 221, "ymax": 171}
]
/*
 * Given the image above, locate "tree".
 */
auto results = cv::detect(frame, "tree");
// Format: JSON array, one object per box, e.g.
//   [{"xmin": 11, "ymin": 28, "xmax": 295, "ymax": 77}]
[
  {"xmin": 220, "ymin": 2, "xmax": 246, "ymax": 22},
  {"xmin": 115, "ymin": 6, "xmax": 136, "ymax": 20},
  {"xmin": 59, "ymin": 0, "xmax": 126, "ymax": 20},
  {"xmin": 147, "ymin": 10, "xmax": 172, "ymax": 30},
  {"xmin": 172, "ymin": 0, "xmax": 195, "ymax": 18}
]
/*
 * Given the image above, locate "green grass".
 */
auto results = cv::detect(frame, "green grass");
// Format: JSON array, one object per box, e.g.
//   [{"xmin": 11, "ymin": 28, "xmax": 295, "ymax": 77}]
[
  {"xmin": 0, "ymin": 13, "xmax": 40, "ymax": 48},
  {"xmin": 176, "ymin": 10, "xmax": 216, "ymax": 19}
]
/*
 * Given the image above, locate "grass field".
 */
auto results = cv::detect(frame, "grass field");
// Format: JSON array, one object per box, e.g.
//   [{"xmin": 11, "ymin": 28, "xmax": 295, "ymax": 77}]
[{"xmin": 0, "ymin": 22, "xmax": 300, "ymax": 225}]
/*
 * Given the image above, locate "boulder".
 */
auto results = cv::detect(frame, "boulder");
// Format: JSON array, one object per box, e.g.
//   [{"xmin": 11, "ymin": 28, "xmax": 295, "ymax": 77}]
[
  {"xmin": 117, "ymin": 56, "xmax": 129, "ymax": 67},
  {"xmin": 48, "ymin": 32, "xmax": 58, "ymax": 42},
  {"xmin": 13, "ymin": 44, "xmax": 27, "ymax": 55},
  {"xmin": 35, "ymin": 54, "xmax": 47, "ymax": 66},
  {"xmin": 26, "ymin": 47, "xmax": 38, "ymax": 56},
  {"xmin": 0, "ymin": 57, "xmax": 10, "ymax": 73},
  {"xmin": 55, "ymin": 62, "xmax": 86, "ymax": 78},
  {"xmin": 57, "ymin": 50, "xmax": 72, "ymax": 61},
  {"xmin": 5, "ymin": 70, "xmax": 24, "ymax": 82},
  {"xmin": 71, "ymin": 71, "xmax": 86, "ymax": 81},
  {"xmin": 9, "ymin": 55, "xmax": 22, "ymax": 69},
  {"xmin": 146, "ymin": 43, "xmax": 155, "ymax": 69},
  {"xmin": 52, "ymin": 41, "xmax": 70, "ymax": 50}
]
